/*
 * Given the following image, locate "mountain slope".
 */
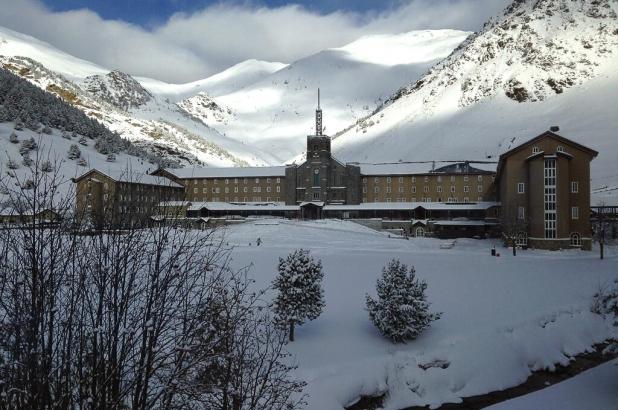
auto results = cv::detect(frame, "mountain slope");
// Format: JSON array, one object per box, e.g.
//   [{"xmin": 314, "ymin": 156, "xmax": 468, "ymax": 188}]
[
  {"xmin": 137, "ymin": 59, "xmax": 288, "ymax": 101},
  {"xmin": 333, "ymin": 0, "xmax": 618, "ymax": 203},
  {"xmin": 180, "ymin": 30, "xmax": 471, "ymax": 163},
  {"xmin": 0, "ymin": 26, "xmax": 282, "ymax": 167}
]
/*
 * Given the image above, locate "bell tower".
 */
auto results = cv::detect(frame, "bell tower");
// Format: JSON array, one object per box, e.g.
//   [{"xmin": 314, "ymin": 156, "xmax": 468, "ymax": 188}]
[{"xmin": 307, "ymin": 89, "xmax": 331, "ymax": 158}]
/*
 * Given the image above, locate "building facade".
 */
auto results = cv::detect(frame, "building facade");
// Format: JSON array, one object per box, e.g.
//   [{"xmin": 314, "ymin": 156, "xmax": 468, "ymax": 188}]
[
  {"xmin": 495, "ymin": 130, "xmax": 598, "ymax": 250},
  {"xmin": 74, "ymin": 100, "xmax": 598, "ymax": 250}
]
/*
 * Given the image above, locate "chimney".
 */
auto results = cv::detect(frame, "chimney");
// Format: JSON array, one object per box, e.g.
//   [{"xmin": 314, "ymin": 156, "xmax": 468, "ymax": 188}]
[{"xmin": 550, "ymin": 125, "xmax": 560, "ymax": 132}]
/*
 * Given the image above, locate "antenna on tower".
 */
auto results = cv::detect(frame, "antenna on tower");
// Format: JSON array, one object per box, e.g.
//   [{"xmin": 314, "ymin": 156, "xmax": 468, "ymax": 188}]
[{"xmin": 316, "ymin": 88, "xmax": 323, "ymax": 136}]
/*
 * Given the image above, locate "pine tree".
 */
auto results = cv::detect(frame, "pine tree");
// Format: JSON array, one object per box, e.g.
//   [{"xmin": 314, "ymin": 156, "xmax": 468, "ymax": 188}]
[
  {"xmin": 106, "ymin": 153, "xmax": 116, "ymax": 162},
  {"xmin": 77, "ymin": 158, "xmax": 88, "ymax": 167},
  {"xmin": 366, "ymin": 259, "xmax": 441, "ymax": 343},
  {"xmin": 79, "ymin": 136, "xmax": 88, "ymax": 146},
  {"xmin": 68, "ymin": 144, "xmax": 81, "ymax": 160},
  {"xmin": 272, "ymin": 249, "xmax": 325, "ymax": 342},
  {"xmin": 42, "ymin": 125, "xmax": 52, "ymax": 135},
  {"xmin": 9, "ymin": 132, "xmax": 18, "ymax": 144},
  {"xmin": 22, "ymin": 152, "xmax": 33, "ymax": 167}
]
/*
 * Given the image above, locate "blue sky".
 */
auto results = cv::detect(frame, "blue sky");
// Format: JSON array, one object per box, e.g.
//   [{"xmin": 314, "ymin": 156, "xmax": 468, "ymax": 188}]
[
  {"xmin": 41, "ymin": 0, "xmax": 400, "ymax": 27},
  {"xmin": 1, "ymin": 0, "xmax": 509, "ymax": 82}
]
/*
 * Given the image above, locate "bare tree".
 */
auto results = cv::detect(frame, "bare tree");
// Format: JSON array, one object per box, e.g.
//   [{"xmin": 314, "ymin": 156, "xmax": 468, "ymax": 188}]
[
  {"xmin": 501, "ymin": 213, "xmax": 529, "ymax": 256},
  {"xmin": 0, "ymin": 158, "xmax": 305, "ymax": 409}
]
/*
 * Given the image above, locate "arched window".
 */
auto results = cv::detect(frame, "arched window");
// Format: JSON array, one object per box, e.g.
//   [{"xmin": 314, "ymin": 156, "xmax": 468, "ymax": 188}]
[
  {"xmin": 415, "ymin": 227, "xmax": 425, "ymax": 237},
  {"xmin": 570, "ymin": 232, "xmax": 581, "ymax": 247}
]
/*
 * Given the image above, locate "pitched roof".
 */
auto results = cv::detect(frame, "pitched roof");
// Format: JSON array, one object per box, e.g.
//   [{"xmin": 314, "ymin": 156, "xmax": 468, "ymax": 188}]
[
  {"xmin": 358, "ymin": 161, "xmax": 497, "ymax": 176},
  {"xmin": 161, "ymin": 166, "xmax": 287, "ymax": 179},
  {"xmin": 73, "ymin": 169, "xmax": 183, "ymax": 188}
]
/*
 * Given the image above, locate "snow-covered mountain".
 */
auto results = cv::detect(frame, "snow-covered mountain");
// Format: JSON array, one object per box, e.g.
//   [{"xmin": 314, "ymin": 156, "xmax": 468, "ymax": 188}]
[
  {"xmin": 333, "ymin": 0, "xmax": 618, "ymax": 204},
  {"xmin": 0, "ymin": 25, "xmax": 278, "ymax": 167},
  {"xmin": 180, "ymin": 30, "xmax": 471, "ymax": 163}
]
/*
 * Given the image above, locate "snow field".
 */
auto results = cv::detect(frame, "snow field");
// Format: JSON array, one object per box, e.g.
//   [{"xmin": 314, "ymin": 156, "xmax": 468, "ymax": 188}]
[{"xmin": 217, "ymin": 219, "xmax": 618, "ymax": 409}]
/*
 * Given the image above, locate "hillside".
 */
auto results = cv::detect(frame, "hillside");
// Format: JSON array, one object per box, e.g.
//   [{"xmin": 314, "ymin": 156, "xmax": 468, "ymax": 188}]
[
  {"xmin": 180, "ymin": 30, "xmax": 471, "ymax": 163},
  {"xmin": 333, "ymin": 0, "xmax": 618, "ymax": 204},
  {"xmin": 0, "ymin": 25, "xmax": 278, "ymax": 167}
]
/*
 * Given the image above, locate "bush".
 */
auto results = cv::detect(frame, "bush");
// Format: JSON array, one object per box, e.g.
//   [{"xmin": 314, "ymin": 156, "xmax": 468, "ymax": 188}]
[{"xmin": 366, "ymin": 259, "xmax": 441, "ymax": 343}]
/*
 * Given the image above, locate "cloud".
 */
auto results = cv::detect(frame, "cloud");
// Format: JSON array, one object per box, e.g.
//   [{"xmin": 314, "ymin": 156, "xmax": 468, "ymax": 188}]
[{"xmin": 0, "ymin": 0, "xmax": 511, "ymax": 83}]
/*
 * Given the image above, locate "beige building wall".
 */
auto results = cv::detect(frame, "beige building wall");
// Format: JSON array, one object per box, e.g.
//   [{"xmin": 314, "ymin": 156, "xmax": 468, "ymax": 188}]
[
  {"xmin": 361, "ymin": 173, "xmax": 495, "ymax": 203},
  {"xmin": 180, "ymin": 176, "xmax": 285, "ymax": 203}
]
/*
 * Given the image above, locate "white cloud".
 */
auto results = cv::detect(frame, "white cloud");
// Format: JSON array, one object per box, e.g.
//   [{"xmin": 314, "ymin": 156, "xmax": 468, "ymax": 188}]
[{"xmin": 0, "ymin": 0, "xmax": 511, "ymax": 83}]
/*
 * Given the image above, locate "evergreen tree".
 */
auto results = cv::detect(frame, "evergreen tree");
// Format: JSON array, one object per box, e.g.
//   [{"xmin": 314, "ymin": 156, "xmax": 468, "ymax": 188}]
[
  {"xmin": 106, "ymin": 153, "xmax": 116, "ymax": 162},
  {"xmin": 79, "ymin": 136, "xmax": 88, "ymax": 146},
  {"xmin": 366, "ymin": 259, "xmax": 441, "ymax": 343},
  {"xmin": 9, "ymin": 132, "xmax": 18, "ymax": 144},
  {"xmin": 42, "ymin": 125, "xmax": 52, "ymax": 135},
  {"xmin": 68, "ymin": 144, "xmax": 81, "ymax": 160},
  {"xmin": 77, "ymin": 158, "xmax": 88, "ymax": 167},
  {"xmin": 272, "ymin": 249, "xmax": 325, "ymax": 342}
]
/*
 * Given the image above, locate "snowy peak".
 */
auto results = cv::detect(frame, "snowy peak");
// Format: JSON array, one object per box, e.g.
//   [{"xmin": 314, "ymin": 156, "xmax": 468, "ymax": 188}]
[
  {"xmin": 82, "ymin": 70, "xmax": 153, "ymax": 111},
  {"xmin": 384, "ymin": 0, "xmax": 618, "ymax": 111}
]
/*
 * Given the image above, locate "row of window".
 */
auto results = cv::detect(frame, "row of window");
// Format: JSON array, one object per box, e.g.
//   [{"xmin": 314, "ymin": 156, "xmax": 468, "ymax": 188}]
[
  {"xmin": 517, "ymin": 181, "xmax": 579, "ymax": 194},
  {"xmin": 517, "ymin": 206, "xmax": 579, "ymax": 221},
  {"xmin": 361, "ymin": 197, "xmax": 483, "ymax": 203},
  {"xmin": 363, "ymin": 175, "xmax": 489, "ymax": 184},
  {"xmin": 514, "ymin": 232, "xmax": 583, "ymax": 247},
  {"xmin": 192, "ymin": 186, "xmax": 281, "ymax": 194},
  {"xmin": 190, "ymin": 177, "xmax": 281, "ymax": 185},
  {"xmin": 365, "ymin": 185, "xmax": 485, "ymax": 194},
  {"xmin": 192, "ymin": 197, "xmax": 281, "ymax": 202}
]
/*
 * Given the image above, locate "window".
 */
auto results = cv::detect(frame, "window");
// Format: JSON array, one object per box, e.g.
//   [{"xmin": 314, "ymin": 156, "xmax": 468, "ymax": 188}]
[
  {"xmin": 374, "ymin": 187, "xmax": 379, "ymax": 193},
  {"xmin": 424, "ymin": 176, "xmax": 429, "ymax": 182},
  {"xmin": 398, "ymin": 186, "xmax": 404, "ymax": 193},
  {"xmin": 225, "ymin": 187, "xmax": 229, "ymax": 193},
  {"xmin": 362, "ymin": 178, "xmax": 367, "ymax": 183},
  {"xmin": 234, "ymin": 178, "xmax": 238, "ymax": 184},
  {"xmin": 436, "ymin": 186, "xmax": 442, "ymax": 193},
  {"xmin": 363, "ymin": 187, "xmax": 367, "ymax": 193},
  {"xmin": 386, "ymin": 198, "xmax": 391, "ymax": 202},
  {"xmin": 425, "ymin": 197, "xmax": 432, "ymax": 202},
  {"xmin": 478, "ymin": 185, "xmax": 483, "ymax": 192},
  {"xmin": 571, "ymin": 181, "xmax": 579, "ymax": 193},
  {"xmin": 464, "ymin": 186, "xmax": 470, "ymax": 193},
  {"xmin": 225, "ymin": 179, "xmax": 229, "ymax": 184},
  {"xmin": 451, "ymin": 186, "xmax": 456, "ymax": 193},
  {"xmin": 571, "ymin": 206, "xmax": 579, "ymax": 219},
  {"xmin": 267, "ymin": 186, "xmax": 271, "ymax": 193},
  {"xmin": 398, "ymin": 176, "xmax": 403, "ymax": 183},
  {"xmin": 214, "ymin": 179, "xmax": 218, "ymax": 184},
  {"xmin": 477, "ymin": 175, "xmax": 483, "ymax": 182},
  {"xmin": 518, "ymin": 206, "xmax": 525, "ymax": 220},
  {"xmin": 423, "ymin": 186, "xmax": 429, "ymax": 193},
  {"xmin": 516, "ymin": 232, "xmax": 528, "ymax": 246},
  {"xmin": 532, "ymin": 146, "xmax": 540, "ymax": 154},
  {"xmin": 203, "ymin": 179, "xmax": 207, "ymax": 185},
  {"xmin": 234, "ymin": 187, "xmax": 238, "ymax": 193},
  {"xmin": 411, "ymin": 186, "xmax": 416, "ymax": 193},
  {"xmin": 211, "ymin": 187, "xmax": 216, "ymax": 193},
  {"xmin": 386, "ymin": 177, "xmax": 391, "ymax": 184},
  {"xmin": 450, "ymin": 175, "xmax": 455, "ymax": 182},
  {"xmin": 411, "ymin": 176, "xmax": 416, "ymax": 183},
  {"xmin": 255, "ymin": 178, "xmax": 259, "ymax": 184},
  {"xmin": 463, "ymin": 175, "xmax": 469, "ymax": 182},
  {"xmin": 276, "ymin": 186, "xmax": 280, "ymax": 193},
  {"xmin": 386, "ymin": 186, "xmax": 392, "ymax": 193},
  {"xmin": 193, "ymin": 188, "xmax": 198, "ymax": 194},
  {"xmin": 570, "ymin": 233, "xmax": 581, "ymax": 246},
  {"xmin": 478, "ymin": 196, "xmax": 483, "ymax": 202},
  {"xmin": 202, "ymin": 188, "xmax": 207, "ymax": 194},
  {"xmin": 313, "ymin": 169, "xmax": 320, "ymax": 186},
  {"xmin": 313, "ymin": 192, "xmax": 320, "ymax": 200},
  {"xmin": 374, "ymin": 177, "xmax": 379, "ymax": 183},
  {"xmin": 517, "ymin": 183, "xmax": 525, "ymax": 194},
  {"xmin": 267, "ymin": 178, "xmax": 271, "ymax": 183},
  {"xmin": 557, "ymin": 145, "xmax": 564, "ymax": 153},
  {"xmin": 243, "ymin": 178, "xmax": 248, "ymax": 184},
  {"xmin": 437, "ymin": 176, "xmax": 442, "ymax": 182},
  {"xmin": 243, "ymin": 187, "xmax": 248, "ymax": 193},
  {"xmin": 277, "ymin": 177, "xmax": 280, "ymax": 183},
  {"xmin": 544, "ymin": 158, "xmax": 557, "ymax": 239},
  {"xmin": 463, "ymin": 197, "xmax": 469, "ymax": 203}
]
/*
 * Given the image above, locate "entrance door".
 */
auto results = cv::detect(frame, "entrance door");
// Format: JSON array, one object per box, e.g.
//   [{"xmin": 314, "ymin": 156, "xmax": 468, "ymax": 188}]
[
  {"xmin": 415, "ymin": 227, "xmax": 425, "ymax": 237},
  {"xmin": 301, "ymin": 203, "xmax": 321, "ymax": 219}
]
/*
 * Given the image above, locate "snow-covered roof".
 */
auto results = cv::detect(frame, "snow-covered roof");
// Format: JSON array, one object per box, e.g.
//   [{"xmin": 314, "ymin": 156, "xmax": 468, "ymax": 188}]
[
  {"xmin": 188, "ymin": 202, "xmax": 299, "ymax": 212},
  {"xmin": 323, "ymin": 202, "xmax": 500, "ymax": 211},
  {"xmin": 433, "ymin": 220, "xmax": 498, "ymax": 226},
  {"xmin": 75, "ymin": 169, "xmax": 184, "ymax": 188},
  {"xmin": 163, "ymin": 166, "xmax": 287, "ymax": 179},
  {"xmin": 357, "ymin": 161, "xmax": 497, "ymax": 176}
]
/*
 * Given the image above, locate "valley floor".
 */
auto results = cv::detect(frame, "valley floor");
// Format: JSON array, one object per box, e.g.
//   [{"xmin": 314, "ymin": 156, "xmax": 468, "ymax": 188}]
[{"xmin": 218, "ymin": 219, "xmax": 617, "ymax": 409}]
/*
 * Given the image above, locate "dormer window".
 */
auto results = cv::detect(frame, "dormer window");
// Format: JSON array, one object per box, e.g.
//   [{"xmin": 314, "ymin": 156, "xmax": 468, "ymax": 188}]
[
  {"xmin": 557, "ymin": 145, "xmax": 564, "ymax": 153},
  {"xmin": 532, "ymin": 146, "xmax": 540, "ymax": 154}
]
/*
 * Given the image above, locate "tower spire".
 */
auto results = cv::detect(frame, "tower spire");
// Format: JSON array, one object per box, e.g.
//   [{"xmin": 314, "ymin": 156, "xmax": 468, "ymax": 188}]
[{"xmin": 316, "ymin": 88, "xmax": 323, "ymax": 136}]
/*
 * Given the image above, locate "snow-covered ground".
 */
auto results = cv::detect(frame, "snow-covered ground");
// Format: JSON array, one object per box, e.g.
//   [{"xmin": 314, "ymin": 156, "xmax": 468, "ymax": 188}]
[
  {"xmin": 215, "ymin": 219, "xmax": 617, "ymax": 409},
  {"xmin": 487, "ymin": 359, "xmax": 618, "ymax": 410}
]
